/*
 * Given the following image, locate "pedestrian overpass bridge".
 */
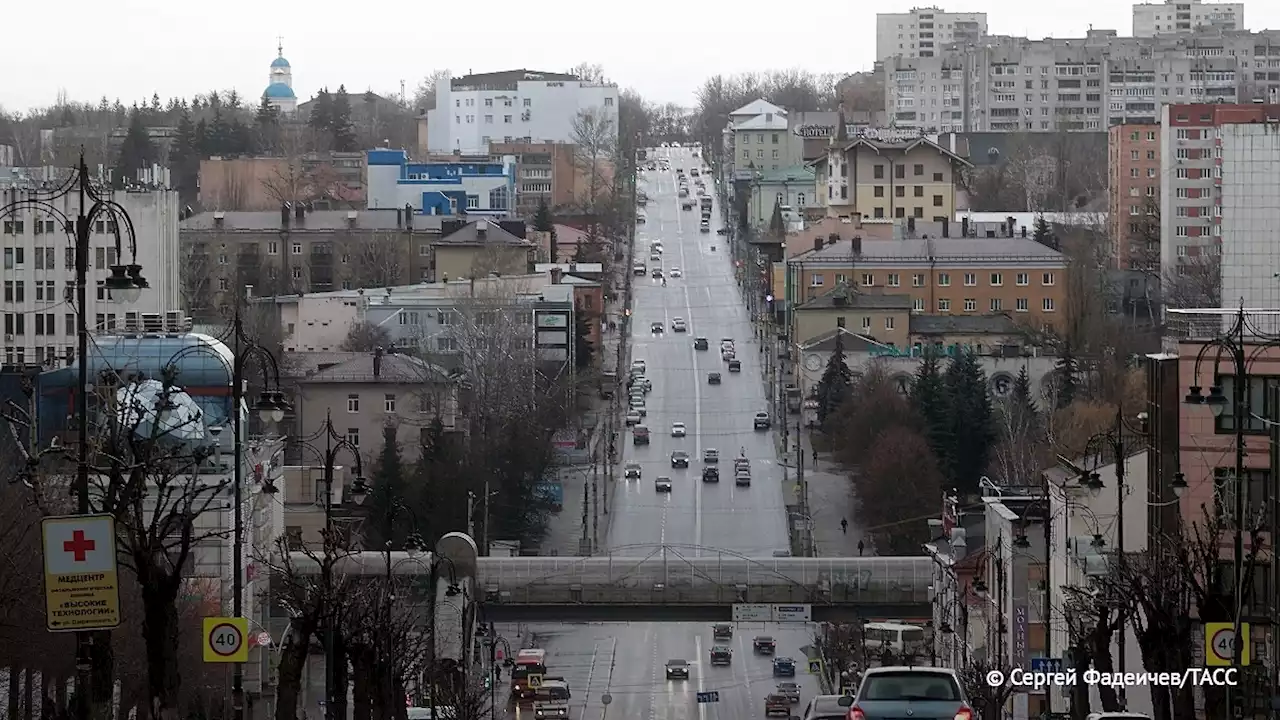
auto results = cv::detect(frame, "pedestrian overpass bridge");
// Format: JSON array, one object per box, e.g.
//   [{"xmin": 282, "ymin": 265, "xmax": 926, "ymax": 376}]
[{"xmin": 286, "ymin": 543, "xmax": 933, "ymax": 622}]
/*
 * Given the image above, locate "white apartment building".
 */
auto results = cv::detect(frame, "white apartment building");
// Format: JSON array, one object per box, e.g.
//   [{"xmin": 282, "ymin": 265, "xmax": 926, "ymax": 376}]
[
  {"xmin": 722, "ymin": 99, "xmax": 790, "ymax": 184},
  {"xmin": 0, "ymin": 187, "xmax": 181, "ymax": 366},
  {"xmin": 426, "ymin": 69, "xmax": 619, "ymax": 155},
  {"xmin": 885, "ymin": 29, "xmax": 1277, "ymax": 133},
  {"xmin": 1133, "ymin": 0, "xmax": 1244, "ymax": 36},
  {"xmin": 875, "ymin": 6, "xmax": 987, "ymax": 61},
  {"xmin": 1218, "ymin": 120, "xmax": 1280, "ymax": 327}
]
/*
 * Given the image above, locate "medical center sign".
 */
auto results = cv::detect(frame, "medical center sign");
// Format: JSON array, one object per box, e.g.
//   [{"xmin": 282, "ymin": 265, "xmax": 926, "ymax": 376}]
[{"xmin": 42, "ymin": 514, "xmax": 122, "ymax": 632}]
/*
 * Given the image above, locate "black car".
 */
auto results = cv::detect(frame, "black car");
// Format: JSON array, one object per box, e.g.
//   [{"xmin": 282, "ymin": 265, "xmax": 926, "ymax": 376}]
[
  {"xmin": 702, "ymin": 466, "xmax": 719, "ymax": 482},
  {"xmin": 753, "ymin": 636, "xmax": 776, "ymax": 654},
  {"xmin": 694, "ymin": 337, "xmax": 709, "ymax": 350},
  {"xmin": 708, "ymin": 372, "xmax": 721, "ymax": 385},
  {"xmin": 728, "ymin": 359, "xmax": 741, "ymax": 372},
  {"xmin": 772, "ymin": 657, "xmax": 796, "ymax": 677},
  {"xmin": 665, "ymin": 659, "xmax": 689, "ymax": 679},
  {"xmin": 713, "ymin": 624, "xmax": 732, "ymax": 640},
  {"xmin": 651, "ymin": 322, "xmax": 664, "ymax": 333},
  {"xmin": 671, "ymin": 451, "xmax": 690, "ymax": 468},
  {"xmin": 624, "ymin": 463, "xmax": 641, "ymax": 480}
]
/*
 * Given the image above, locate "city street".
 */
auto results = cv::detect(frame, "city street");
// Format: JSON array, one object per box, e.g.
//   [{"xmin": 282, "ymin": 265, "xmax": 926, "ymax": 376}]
[{"xmin": 528, "ymin": 147, "xmax": 819, "ymax": 720}]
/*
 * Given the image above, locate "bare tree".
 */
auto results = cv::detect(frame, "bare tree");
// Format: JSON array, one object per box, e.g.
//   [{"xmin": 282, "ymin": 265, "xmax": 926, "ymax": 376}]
[
  {"xmin": 1162, "ymin": 253, "xmax": 1221, "ymax": 310},
  {"xmin": 568, "ymin": 62, "xmax": 605, "ymax": 83},
  {"xmin": 570, "ymin": 107, "xmax": 618, "ymax": 217},
  {"xmin": 259, "ymin": 123, "xmax": 339, "ymax": 207},
  {"xmin": 410, "ymin": 70, "xmax": 452, "ymax": 113},
  {"xmin": 346, "ymin": 232, "xmax": 407, "ymax": 287},
  {"xmin": 178, "ymin": 241, "xmax": 216, "ymax": 321},
  {"xmin": 341, "ymin": 320, "xmax": 392, "ymax": 352},
  {"xmin": 957, "ymin": 659, "xmax": 1017, "ymax": 719}
]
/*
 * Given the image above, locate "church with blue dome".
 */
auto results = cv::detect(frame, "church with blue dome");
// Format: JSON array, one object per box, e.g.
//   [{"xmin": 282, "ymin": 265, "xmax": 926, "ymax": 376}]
[{"xmin": 262, "ymin": 41, "xmax": 297, "ymax": 114}]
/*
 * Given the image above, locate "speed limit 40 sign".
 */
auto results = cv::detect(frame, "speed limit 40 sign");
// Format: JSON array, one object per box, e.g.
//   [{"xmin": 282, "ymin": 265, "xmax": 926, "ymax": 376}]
[
  {"xmin": 1206, "ymin": 622, "xmax": 1250, "ymax": 666},
  {"xmin": 203, "ymin": 617, "xmax": 249, "ymax": 663}
]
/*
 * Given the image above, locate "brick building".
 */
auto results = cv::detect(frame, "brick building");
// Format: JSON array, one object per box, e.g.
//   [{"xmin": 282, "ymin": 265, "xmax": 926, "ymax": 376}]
[{"xmin": 1108, "ymin": 123, "xmax": 1162, "ymax": 269}]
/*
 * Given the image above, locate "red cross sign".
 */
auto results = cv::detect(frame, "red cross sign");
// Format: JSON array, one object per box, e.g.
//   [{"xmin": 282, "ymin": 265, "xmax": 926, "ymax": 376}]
[{"xmin": 63, "ymin": 530, "xmax": 96, "ymax": 562}]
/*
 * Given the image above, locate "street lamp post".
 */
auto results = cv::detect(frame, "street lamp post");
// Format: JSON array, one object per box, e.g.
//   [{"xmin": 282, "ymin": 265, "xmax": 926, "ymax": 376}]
[
  {"xmin": 1175, "ymin": 304, "xmax": 1280, "ymax": 717},
  {"xmin": 0, "ymin": 154, "xmax": 150, "ymax": 720},
  {"xmin": 171, "ymin": 293, "xmax": 290, "ymax": 720},
  {"xmin": 297, "ymin": 413, "xmax": 367, "ymax": 720}
]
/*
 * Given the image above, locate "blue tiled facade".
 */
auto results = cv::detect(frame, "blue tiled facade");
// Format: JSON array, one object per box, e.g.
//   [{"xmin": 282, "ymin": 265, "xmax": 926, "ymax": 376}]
[{"xmin": 366, "ymin": 150, "xmax": 516, "ymax": 216}]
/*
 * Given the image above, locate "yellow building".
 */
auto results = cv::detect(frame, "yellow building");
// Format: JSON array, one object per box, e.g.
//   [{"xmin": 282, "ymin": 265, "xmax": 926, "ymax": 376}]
[{"xmin": 811, "ymin": 134, "xmax": 970, "ymax": 222}]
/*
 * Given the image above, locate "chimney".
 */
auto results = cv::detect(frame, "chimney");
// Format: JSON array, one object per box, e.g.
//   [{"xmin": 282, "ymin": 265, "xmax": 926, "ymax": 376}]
[
  {"xmin": 941, "ymin": 218, "xmax": 950, "ymax": 238},
  {"xmin": 828, "ymin": 233, "xmax": 840, "ymax": 248},
  {"xmin": 851, "ymin": 235, "xmax": 863, "ymax": 255},
  {"xmin": 1006, "ymin": 215, "xmax": 1016, "ymax": 238},
  {"xmin": 1021, "ymin": 226, "xmax": 1028, "ymax": 238},
  {"xmin": 907, "ymin": 216, "xmax": 916, "ymax": 235},
  {"xmin": 961, "ymin": 216, "xmax": 969, "ymax": 238},
  {"xmin": 295, "ymin": 204, "xmax": 305, "ymax": 223},
  {"xmin": 833, "ymin": 294, "xmax": 848, "ymax": 306},
  {"xmin": 281, "ymin": 203, "xmax": 291, "ymax": 228},
  {"xmin": 813, "ymin": 236, "xmax": 823, "ymax": 253},
  {"xmin": 396, "ymin": 207, "xmax": 403, "ymax": 229},
  {"xmin": 373, "ymin": 346, "xmax": 383, "ymax": 378},
  {"xmin": 477, "ymin": 219, "xmax": 488, "ymax": 237},
  {"xmin": 550, "ymin": 267, "xmax": 563, "ymax": 284},
  {"xmin": 405, "ymin": 204, "xmax": 414, "ymax": 230}
]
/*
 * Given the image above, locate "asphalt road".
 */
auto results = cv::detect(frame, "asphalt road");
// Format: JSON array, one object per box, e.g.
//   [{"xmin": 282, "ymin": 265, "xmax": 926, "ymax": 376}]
[{"xmin": 516, "ymin": 148, "xmax": 817, "ymax": 720}]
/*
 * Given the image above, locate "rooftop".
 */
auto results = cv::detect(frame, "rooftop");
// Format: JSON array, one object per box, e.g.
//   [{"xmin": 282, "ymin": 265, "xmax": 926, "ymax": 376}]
[
  {"xmin": 450, "ymin": 69, "xmax": 588, "ymax": 91},
  {"xmin": 909, "ymin": 313, "xmax": 1021, "ymax": 336},
  {"xmin": 181, "ymin": 210, "xmax": 446, "ymax": 233},
  {"xmin": 797, "ymin": 283, "xmax": 914, "ymax": 311},
  {"xmin": 730, "ymin": 99, "xmax": 787, "ymax": 119},
  {"xmin": 792, "ymin": 236, "xmax": 1067, "ymax": 264},
  {"xmin": 797, "ymin": 327, "xmax": 891, "ymax": 353},
  {"xmin": 253, "ymin": 273, "xmax": 571, "ymax": 306},
  {"xmin": 299, "ymin": 351, "xmax": 452, "ymax": 384},
  {"xmin": 754, "ymin": 165, "xmax": 816, "ymax": 184},
  {"xmin": 439, "ymin": 219, "xmax": 531, "ymax": 246}
]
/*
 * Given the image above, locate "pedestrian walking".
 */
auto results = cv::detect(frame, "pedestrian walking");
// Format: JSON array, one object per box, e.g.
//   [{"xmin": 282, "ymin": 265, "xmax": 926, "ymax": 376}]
[
  {"xmin": 857, "ymin": 539, "xmax": 864, "ymax": 556},
  {"xmin": 812, "ymin": 446, "xmax": 818, "ymax": 463},
  {"xmin": 840, "ymin": 517, "xmax": 848, "ymax": 534}
]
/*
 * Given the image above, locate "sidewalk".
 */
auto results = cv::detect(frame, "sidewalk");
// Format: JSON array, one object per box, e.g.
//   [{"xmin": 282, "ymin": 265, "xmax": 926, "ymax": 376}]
[{"xmin": 780, "ymin": 430, "xmax": 871, "ymax": 558}]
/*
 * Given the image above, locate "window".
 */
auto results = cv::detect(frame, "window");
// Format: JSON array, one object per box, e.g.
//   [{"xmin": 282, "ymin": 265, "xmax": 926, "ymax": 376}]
[
  {"xmin": 913, "ymin": 186, "xmax": 924, "ymax": 198},
  {"xmin": 385, "ymin": 394, "xmax": 397, "ymax": 413},
  {"xmin": 1042, "ymin": 272, "xmax": 1055, "ymax": 286},
  {"xmin": 835, "ymin": 274, "xmax": 847, "ymax": 284},
  {"xmin": 874, "ymin": 186, "xmax": 885, "ymax": 198},
  {"xmin": 963, "ymin": 273, "xmax": 976, "ymax": 286},
  {"xmin": 861, "ymin": 316, "xmax": 872, "ymax": 330},
  {"xmin": 887, "ymin": 273, "xmax": 900, "ymax": 287},
  {"xmin": 933, "ymin": 194, "xmax": 943, "ymax": 207},
  {"xmin": 933, "ymin": 172, "xmax": 943, "ymax": 182},
  {"xmin": 1042, "ymin": 298, "xmax": 1056, "ymax": 312},
  {"xmin": 292, "ymin": 242, "xmax": 302, "ymax": 255},
  {"xmin": 437, "ymin": 309, "xmax": 458, "ymax": 325},
  {"xmin": 990, "ymin": 298, "xmax": 1003, "ymax": 311},
  {"xmin": 346, "ymin": 428, "xmax": 360, "ymax": 447},
  {"xmin": 219, "ymin": 277, "xmax": 230, "ymax": 291},
  {"xmin": 1016, "ymin": 272, "xmax": 1029, "ymax": 286},
  {"xmin": 860, "ymin": 273, "xmax": 873, "ymax": 286},
  {"xmin": 912, "ymin": 274, "xmax": 925, "ymax": 288},
  {"xmin": 292, "ymin": 267, "xmax": 302, "ymax": 279},
  {"xmin": 484, "ymin": 114, "xmax": 493, "ymax": 123},
  {"xmin": 436, "ymin": 336, "xmax": 459, "ymax": 352},
  {"xmin": 1016, "ymin": 298, "xmax": 1029, "ymax": 312},
  {"xmin": 884, "ymin": 316, "xmax": 895, "ymax": 330},
  {"xmin": 874, "ymin": 165, "xmax": 885, "ymax": 179},
  {"xmin": 938, "ymin": 273, "xmax": 951, "ymax": 286},
  {"xmin": 810, "ymin": 274, "xmax": 824, "ymax": 287},
  {"xmin": 895, "ymin": 186, "xmax": 905, "ymax": 198},
  {"xmin": 912, "ymin": 298, "xmax": 925, "ymax": 312},
  {"xmin": 960, "ymin": 298, "xmax": 975, "ymax": 312},
  {"xmin": 990, "ymin": 273, "xmax": 1003, "ymax": 286},
  {"xmin": 913, "ymin": 163, "xmax": 924, "ymax": 176},
  {"xmin": 268, "ymin": 241, "xmax": 279, "ymax": 254},
  {"xmin": 1214, "ymin": 376, "xmax": 1280, "ymax": 434},
  {"xmin": 347, "ymin": 394, "xmax": 360, "ymax": 413},
  {"xmin": 504, "ymin": 115, "xmax": 512, "ymax": 123},
  {"xmin": 894, "ymin": 165, "xmax": 905, "ymax": 179},
  {"xmin": 938, "ymin": 298, "xmax": 951, "ymax": 311}
]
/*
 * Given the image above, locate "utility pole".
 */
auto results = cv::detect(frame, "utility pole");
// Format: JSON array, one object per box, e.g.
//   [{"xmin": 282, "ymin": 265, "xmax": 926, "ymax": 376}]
[
  {"xmin": 1113, "ymin": 409, "xmax": 1128, "ymax": 710},
  {"xmin": 466, "ymin": 491, "xmax": 475, "ymax": 539},
  {"xmin": 482, "ymin": 478, "xmax": 491, "ymax": 553},
  {"xmin": 591, "ymin": 446, "xmax": 599, "ymax": 551},
  {"xmin": 796, "ymin": 420, "xmax": 809, "ymax": 556}
]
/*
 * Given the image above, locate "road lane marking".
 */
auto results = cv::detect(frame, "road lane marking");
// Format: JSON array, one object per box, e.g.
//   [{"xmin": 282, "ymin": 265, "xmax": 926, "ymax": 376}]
[{"xmin": 694, "ymin": 634, "xmax": 706, "ymax": 720}]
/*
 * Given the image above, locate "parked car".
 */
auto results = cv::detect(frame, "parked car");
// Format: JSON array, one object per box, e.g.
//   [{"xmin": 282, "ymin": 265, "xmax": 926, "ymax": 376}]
[
  {"xmin": 632, "ymin": 425, "xmax": 650, "ymax": 445},
  {"xmin": 708, "ymin": 372, "xmax": 721, "ymax": 385},
  {"xmin": 625, "ymin": 411, "xmax": 641, "ymax": 426}
]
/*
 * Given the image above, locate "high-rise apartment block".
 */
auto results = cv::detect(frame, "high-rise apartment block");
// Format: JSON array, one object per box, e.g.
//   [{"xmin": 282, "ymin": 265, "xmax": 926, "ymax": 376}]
[
  {"xmin": 1132, "ymin": 0, "xmax": 1243, "ymax": 36},
  {"xmin": 1218, "ymin": 116, "xmax": 1280, "ymax": 319},
  {"xmin": 875, "ymin": 7, "xmax": 987, "ymax": 61},
  {"xmin": 1108, "ymin": 124, "xmax": 1162, "ymax": 270},
  {"xmin": 1157, "ymin": 103, "xmax": 1280, "ymax": 301},
  {"xmin": 884, "ymin": 29, "xmax": 1280, "ymax": 133}
]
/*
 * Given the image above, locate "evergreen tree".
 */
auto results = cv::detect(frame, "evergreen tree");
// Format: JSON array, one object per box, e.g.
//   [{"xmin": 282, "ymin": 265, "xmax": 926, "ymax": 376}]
[
  {"xmin": 574, "ymin": 311, "xmax": 594, "ymax": 369},
  {"xmin": 911, "ymin": 349, "xmax": 953, "ymax": 465},
  {"xmin": 533, "ymin": 199, "xmax": 554, "ymax": 232},
  {"xmin": 942, "ymin": 351, "xmax": 995, "ymax": 496},
  {"xmin": 309, "ymin": 88, "xmax": 334, "ymax": 133},
  {"xmin": 330, "ymin": 85, "xmax": 357, "ymax": 152},
  {"xmin": 1054, "ymin": 343, "xmax": 1079, "ymax": 409},
  {"xmin": 1032, "ymin": 215, "xmax": 1052, "ymax": 247},
  {"xmin": 254, "ymin": 98, "xmax": 282, "ymax": 154},
  {"xmin": 1012, "ymin": 365, "xmax": 1037, "ymax": 417},
  {"xmin": 206, "ymin": 108, "xmax": 230, "ymax": 156},
  {"xmin": 815, "ymin": 331, "xmax": 853, "ymax": 427},
  {"xmin": 370, "ymin": 425, "xmax": 407, "ymax": 545},
  {"xmin": 572, "ymin": 241, "xmax": 591, "ymax": 263},
  {"xmin": 193, "ymin": 118, "xmax": 209, "ymax": 156},
  {"xmin": 112, "ymin": 108, "xmax": 157, "ymax": 188},
  {"xmin": 170, "ymin": 110, "xmax": 200, "ymax": 204}
]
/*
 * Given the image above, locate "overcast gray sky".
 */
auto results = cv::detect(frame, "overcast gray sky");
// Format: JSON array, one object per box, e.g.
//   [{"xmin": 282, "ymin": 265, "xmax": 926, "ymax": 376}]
[{"xmin": 6, "ymin": 0, "xmax": 1278, "ymax": 113}]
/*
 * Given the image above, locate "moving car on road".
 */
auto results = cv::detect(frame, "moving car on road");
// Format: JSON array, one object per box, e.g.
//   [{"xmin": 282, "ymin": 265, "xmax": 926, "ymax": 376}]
[
  {"xmin": 764, "ymin": 694, "xmax": 791, "ymax": 717},
  {"xmin": 671, "ymin": 317, "xmax": 687, "ymax": 332},
  {"xmin": 694, "ymin": 337, "xmax": 709, "ymax": 350},
  {"xmin": 665, "ymin": 659, "xmax": 690, "ymax": 680},
  {"xmin": 632, "ymin": 425, "xmax": 650, "ymax": 445},
  {"xmin": 651, "ymin": 268, "xmax": 663, "ymax": 279},
  {"xmin": 702, "ymin": 466, "xmax": 719, "ymax": 482},
  {"xmin": 753, "ymin": 636, "xmax": 776, "ymax": 654},
  {"xmin": 773, "ymin": 657, "xmax": 796, "ymax": 677},
  {"xmin": 650, "ymin": 321, "xmax": 664, "ymax": 333},
  {"xmin": 848, "ymin": 666, "xmax": 973, "ymax": 720},
  {"xmin": 709, "ymin": 645, "xmax": 732, "ymax": 666},
  {"xmin": 671, "ymin": 422, "xmax": 687, "ymax": 437},
  {"xmin": 754, "ymin": 412, "xmax": 772, "ymax": 429},
  {"xmin": 713, "ymin": 624, "xmax": 733, "ymax": 639},
  {"xmin": 532, "ymin": 679, "xmax": 571, "ymax": 718},
  {"xmin": 655, "ymin": 476, "xmax": 673, "ymax": 493},
  {"xmin": 624, "ymin": 463, "xmax": 641, "ymax": 479},
  {"xmin": 728, "ymin": 359, "xmax": 741, "ymax": 372},
  {"xmin": 670, "ymin": 267, "xmax": 682, "ymax": 278},
  {"xmin": 670, "ymin": 451, "xmax": 690, "ymax": 468},
  {"xmin": 708, "ymin": 372, "xmax": 721, "ymax": 384},
  {"xmin": 703, "ymin": 448, "xmax": 719, "ymax": 463},
  {"xmin": 776, "ymin": 682, "xmax": 801, "ymax": 703},
  {"xmin": 735, "ymin": 468, "xmax": 752, "ymax": 486}
]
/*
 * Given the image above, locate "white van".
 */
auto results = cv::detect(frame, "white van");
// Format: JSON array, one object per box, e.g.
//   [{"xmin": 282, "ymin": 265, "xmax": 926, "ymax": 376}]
[{"xmin": 862, "ymin": 622, "xmax": 926, "ymax": 655}]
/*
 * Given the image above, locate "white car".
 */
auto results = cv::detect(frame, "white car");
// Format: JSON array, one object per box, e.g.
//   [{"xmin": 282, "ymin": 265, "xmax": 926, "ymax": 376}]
[
  {"xmin": 631, "ymin": 359, "xmax": 646, "ymax": 373},
  {"xmin": 670, "ymin": 267, "xmax": 682, "ymax": 278},
  {"xmin": 671, "ymin": 318, "xmax": 687, "ymax": 332},
  {"xmin": 671, "ymin": 422, "xmax": 687, "ymax": 438},
  {"xmin": 625, "ymin": 411, "xmax": 642, "ymax": 426}
]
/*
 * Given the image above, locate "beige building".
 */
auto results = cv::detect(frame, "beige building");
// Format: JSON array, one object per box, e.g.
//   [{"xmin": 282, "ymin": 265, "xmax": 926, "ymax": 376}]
[
  {"xmin": 280, "ymin": 464, "xmax": 357, "ymax": 549},
  {"xmin": 433, "ymin": 219, "xmax": 536, "ymax": 281},
  {"xmin": 287, "ymin": 348, "xmax": 462, "ymax": 465},
  {"xmin": 813, "ymin": 134, "xmax": 970, "ymax": 222},
  {"xmin": 198, "ymin": 152, "xmax": 367, "ymax": 211},
  {"xmin": 784, "ymin": 235, "xmax": 1070, "ymax": 334}
]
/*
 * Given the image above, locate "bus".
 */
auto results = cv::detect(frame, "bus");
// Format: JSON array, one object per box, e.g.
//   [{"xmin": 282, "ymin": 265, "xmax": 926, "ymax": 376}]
[{"xmin": 511, "ymin": 648, "xmax": 548, "ymax": 700}]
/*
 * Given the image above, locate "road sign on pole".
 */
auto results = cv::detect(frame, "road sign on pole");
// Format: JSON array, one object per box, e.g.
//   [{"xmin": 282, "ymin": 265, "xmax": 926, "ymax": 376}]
[
  {"xmin": 528, "ymin": 674, "xmax": 543, "ymax": 689},
  {"xmin": 1206, "ymin": 622, "xmax": 1250, "ymax": 666},
  {"xmin": 203, "ymin": 617, "xmax": 249, "ymax": 663},
  {"xmin": 808, "ymin": 659, "xmax": 824, "ymax": 675},
  {"xmin": 42, "ymin": 514, "xmax": 121, "ymax": 632}
]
